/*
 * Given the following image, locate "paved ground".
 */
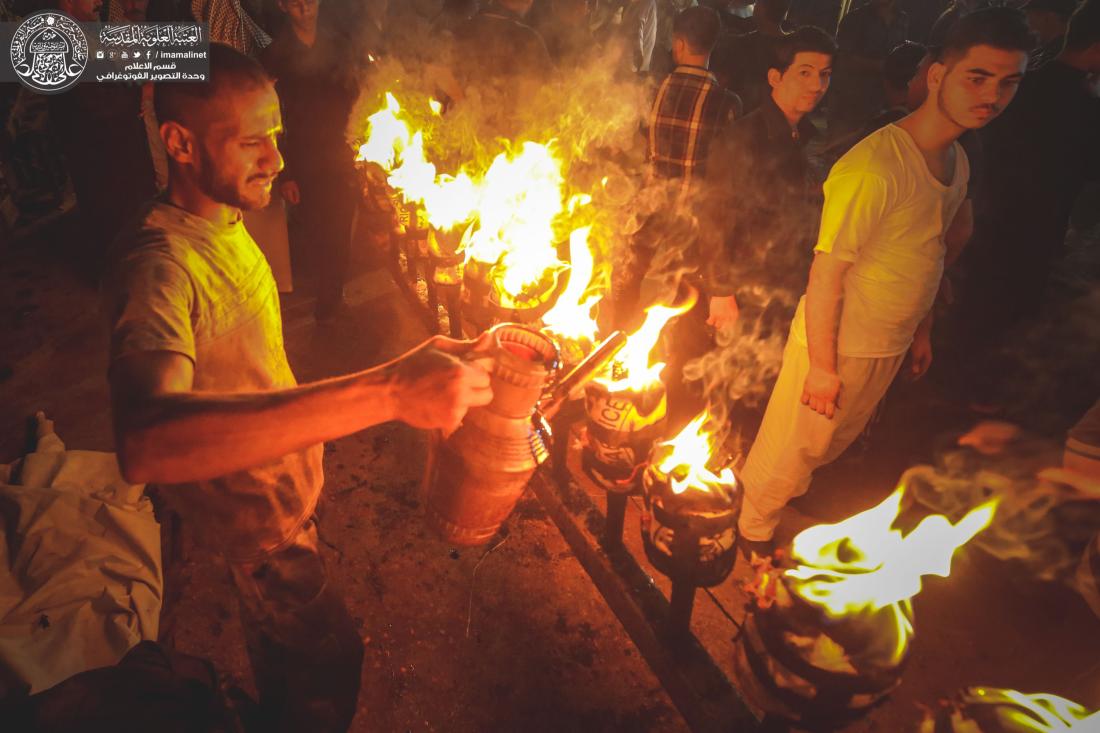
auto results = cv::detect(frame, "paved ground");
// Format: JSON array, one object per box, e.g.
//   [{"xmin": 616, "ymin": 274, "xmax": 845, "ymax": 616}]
[{"xmin": 1, "ymin": 212, "xmax": 1098, "ymax": 731}]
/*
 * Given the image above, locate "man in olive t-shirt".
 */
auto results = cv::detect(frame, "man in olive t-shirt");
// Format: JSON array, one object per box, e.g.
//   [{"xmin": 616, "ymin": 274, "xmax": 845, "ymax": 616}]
[{"xmin": 103, "ymin": 45, "xmax": 493, "ymax": 732}]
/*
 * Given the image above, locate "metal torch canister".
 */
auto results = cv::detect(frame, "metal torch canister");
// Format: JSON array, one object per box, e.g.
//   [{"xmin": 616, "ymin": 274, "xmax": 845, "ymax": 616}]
[
  {"xmin": 583, "ymin": 381, "xmax": 667, "ymax": 547},
  {"xmin": 582, "ymin": 381, "xmax": 667, "ymax": 492},
  {"xmin": 732, "ymin": 572, "xmax": 911, "ymax": 725},
  {"xmin": 641, "ymin": 462, "xmax": 740, "ymax": 632},
  {"xmin": 423, "ymin": 324, "xmax": 559, "ymax": 546}
]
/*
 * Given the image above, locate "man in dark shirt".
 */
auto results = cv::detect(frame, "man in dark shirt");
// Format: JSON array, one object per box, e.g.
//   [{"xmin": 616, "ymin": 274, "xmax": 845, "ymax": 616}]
[
  {"xmin": 48, "ymin": 0, "xmax": 157, "ymax": 278},
  {"xmin": 453, "ymin": 0, "xmax": 553, "ymax": 135},
  {"xmin": 455, "ymin": 0, "xmax": 553, "ymax": 83},
  {"xmin": 262, "ymin": 0, "xmax": 358, "ymax": 321},
  {"xmin": 705, "ymin": 25, "xmax": 836, "ymax": 325},
  {"xmin": 957, "ymin": 0, "xmax": 1100, "ymax": 381},
  {"xmin": 539, "ymin": 0, "xmax": 595, "ymax": 69},
  {"xmin": 828, "ymin": 0, "xmax": 909, "ymax": 141}
]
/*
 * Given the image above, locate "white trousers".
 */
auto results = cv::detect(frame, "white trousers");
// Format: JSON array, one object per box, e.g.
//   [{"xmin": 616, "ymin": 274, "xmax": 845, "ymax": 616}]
[{"xmin": 738, "ymin": 336, "xmax": 905, "ymax": 541}]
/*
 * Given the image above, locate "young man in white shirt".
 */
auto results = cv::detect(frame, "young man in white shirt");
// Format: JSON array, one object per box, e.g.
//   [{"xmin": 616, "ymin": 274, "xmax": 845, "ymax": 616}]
[{"xmin": 736, "ymin": 8, "xmax": 1036, "ymax": 552}]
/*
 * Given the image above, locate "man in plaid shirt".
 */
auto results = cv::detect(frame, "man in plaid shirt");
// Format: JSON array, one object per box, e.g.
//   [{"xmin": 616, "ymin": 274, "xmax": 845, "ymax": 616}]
[{"xmin": 648, "ymin": 5, "xmax": 742, "ymax": 189}]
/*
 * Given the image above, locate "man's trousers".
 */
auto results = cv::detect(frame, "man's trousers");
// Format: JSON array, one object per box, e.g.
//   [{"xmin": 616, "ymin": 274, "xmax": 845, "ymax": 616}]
[
  {"xmin": 229, "ymin": 517, "xmax": 364, "ymax": 733},
  {"xmin": 738, "ymin": 336, "xmax": 905, "ymax": 541}
]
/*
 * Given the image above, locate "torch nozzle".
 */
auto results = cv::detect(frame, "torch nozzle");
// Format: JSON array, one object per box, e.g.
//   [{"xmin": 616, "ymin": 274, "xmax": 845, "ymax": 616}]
[{"xmin": 539, "ymin": 330, "xmax": 628, "ymax": 419}]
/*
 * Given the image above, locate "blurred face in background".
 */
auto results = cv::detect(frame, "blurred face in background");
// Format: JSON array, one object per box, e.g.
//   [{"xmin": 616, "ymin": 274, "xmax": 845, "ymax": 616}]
[
  {"xmin": 62, "ymin": 0, "xmax": 103, "ymax": 22},
  {"xmin": 120, "ymin": 0, "xmax": 149, "ymax": 22},
  {"xmin": 279, "ymin": 0, "xmax": 320, "ymax": 27}
]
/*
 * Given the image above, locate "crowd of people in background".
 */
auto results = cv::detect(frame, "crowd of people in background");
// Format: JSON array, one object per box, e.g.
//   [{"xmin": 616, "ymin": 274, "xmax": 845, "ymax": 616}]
[{"xmin": 1, "ymin": 2, "xmax": 1099, "ymax": 727}]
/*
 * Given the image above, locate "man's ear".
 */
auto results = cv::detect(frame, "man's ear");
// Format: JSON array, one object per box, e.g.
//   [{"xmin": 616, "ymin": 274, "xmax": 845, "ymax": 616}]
[
  {"xmin": 160, "ymin": 121, "xmax": 195, "ymax": 165},
  {"xmin": 927, "ymin": 60, "xmax": 947, "ymax": 93},
  {"xmin": 767, "ymin": 67, "xmax": 783, "ymax": 90}
]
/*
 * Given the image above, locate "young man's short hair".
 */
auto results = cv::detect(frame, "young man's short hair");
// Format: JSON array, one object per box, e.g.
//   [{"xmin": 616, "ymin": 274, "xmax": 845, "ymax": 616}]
[
  {"xmin": 769, "ymin": 26, "xmax": 837, "ymax": 75},
  {"xmin": 939, "ymin": 6, "xmax": 1037, "ymax": 64},
  {"xmin": 673, "ymin": 6, "xmax": 722, "ymax": 55},
  {"xmin": 154, "ymin": 43, "xmax": 273, "ymax": 131},
  {"xmin": 1064, "ymin": 0, "xmax": 1100, "ymax": 52}
]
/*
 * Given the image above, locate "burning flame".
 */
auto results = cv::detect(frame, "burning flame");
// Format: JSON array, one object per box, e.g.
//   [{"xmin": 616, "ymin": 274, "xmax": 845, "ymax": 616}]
[
  {"xmin": 357, "ymin": 94, "xmax": 478, "ymax": 232},
  {"xmin": 462, "ymin": 141, "xmax": 566, "ymax": 295},
  {"xmin": 595, "ymin": 299, "xmax": 692, "ymax": 393},
  {"xmin": 541, "ymin": 227, "xmax": 601, "ymax": 344},
  {"xmin": 652, "ymin": 410, "xmax": 736, "ymax": 496},
  {"xmin": 357, "ymin": 93, "xmax": 599, "ymax": 306},
  {"xmin": 968, "ymin": 688, "xmax": 1098, "ymax": 731},
  {"xmin": 358, "ymin": 92, "xmax": 408, "ymax": 171},
  {"xmin": 784, "ymin": 487, "xmax": 997, "ymax": 662},
  {"xmin": 918, "ymin": 688, "xmax": 1100, "ymax": 732}
]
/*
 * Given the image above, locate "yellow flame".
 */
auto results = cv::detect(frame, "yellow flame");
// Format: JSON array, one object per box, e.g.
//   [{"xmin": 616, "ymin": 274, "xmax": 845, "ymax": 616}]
[
  {"xmin": 596, "ymin": 300, "xmax": 691, "ymax": 392},
  {"xmin": 567, "ymin": 193, "xmax": 592, "ymax": 214},
  {"xmin": 786, "ymin": 488, "xmax": 997, "ymax": 616},
  {"xmin": 965, "ymin": 688, "xmax": 1097, "ymax": 730},
  {"xmin": 541, "ymin": 227, "xmax": 601, "ymax": 343},
  {"xmin": 358, "ymin": 93, "xmax": 578, "ymax": 300},
  {"xmin": 429, "ymin": 98, "xmax": 442, "ymax": 116},
  {"xmin": 357, "ymin": 92, "xmax": 408, "ymax": 171},
  {"xmin": 461, "ymin": 142, "xmax": 565, "ymax": 295},
  {"xmin": 652, "ymin": 410, "xmax": 736, "ymax": 495}
]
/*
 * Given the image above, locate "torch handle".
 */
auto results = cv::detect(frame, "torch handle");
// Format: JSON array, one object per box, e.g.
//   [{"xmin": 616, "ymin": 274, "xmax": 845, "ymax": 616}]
[{"xmin": 539, "ymin": 330, "xmax": 628, "ymax": 419}]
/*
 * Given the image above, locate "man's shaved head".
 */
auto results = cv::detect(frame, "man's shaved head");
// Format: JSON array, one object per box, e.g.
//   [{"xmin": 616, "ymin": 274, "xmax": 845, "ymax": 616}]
[
  {"xmin": 156, "ymin": 43, "xmax": 284, "ymax": 213},
  {"xmin": 154, "ymin": 43, "xmax": 273, "ymax": 134}
]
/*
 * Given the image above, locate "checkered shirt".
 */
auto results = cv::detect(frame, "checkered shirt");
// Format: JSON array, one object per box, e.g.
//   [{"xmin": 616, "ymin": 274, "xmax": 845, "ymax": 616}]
[{"xmin": 648, "ymin": 65, "xmax": 739, "ymax": 186}]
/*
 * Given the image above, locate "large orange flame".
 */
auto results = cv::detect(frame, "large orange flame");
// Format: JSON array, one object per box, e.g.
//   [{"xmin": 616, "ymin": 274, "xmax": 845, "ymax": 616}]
[
  {"xmin": 651, "ymin": 410, "xmax": 736, "ymax": 496},
  {"xmin": 784, "ymin": 487, "xmax": 997, "ymax": 663},
  {"xmin": 595, "ymin": 298, "xmax": 693, "ymax": 393},
  {"xmin": 927, "ymin": 688, "xmax": 1099, "ymax": 732},
  {"xmin": 541, "ymin": 226, "xmax": 601, "ymax": 345},
  {"xmin": 357, "ymin": 93, "xmax": 604, "ymax": 306}
]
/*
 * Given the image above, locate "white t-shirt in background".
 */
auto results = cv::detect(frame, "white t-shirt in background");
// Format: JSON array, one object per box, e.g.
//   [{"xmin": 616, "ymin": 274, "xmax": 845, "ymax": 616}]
[{"xmin": 792, "ymin": 124, "xmax": 970, "ymax": 357}]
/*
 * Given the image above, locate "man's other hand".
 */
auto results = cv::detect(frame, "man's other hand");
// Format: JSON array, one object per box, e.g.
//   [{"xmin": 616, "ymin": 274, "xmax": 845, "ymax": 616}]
[
  {"xmin": 906, "ymin": 329, "xmax": 933, "ymax": 381},
  {"xmin": 280, "ymin": 180, "xmax": 301, "ymax": 205},
  {"xmin": 706, "ymin": 294, "xmax": 739, "ymax": 331},
  {"xmin": 389, "ymin": 335, "xmax": 494, "ymax": 433},
  {"xmin": 801, "ymin": 365, "xmax": 841, "ymax": 419}
]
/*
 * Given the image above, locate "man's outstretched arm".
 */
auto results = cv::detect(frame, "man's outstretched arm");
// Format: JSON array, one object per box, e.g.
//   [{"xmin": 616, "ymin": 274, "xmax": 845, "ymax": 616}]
[{"xmin": 110, "ymin": 335, "xmax": 492, "ymax": 485}]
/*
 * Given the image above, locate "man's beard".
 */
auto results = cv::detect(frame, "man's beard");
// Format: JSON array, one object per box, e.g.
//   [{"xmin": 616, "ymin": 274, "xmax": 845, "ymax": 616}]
[{"xmin": 198, "ymin": 155, "xmax": 268, "ymax": 211}]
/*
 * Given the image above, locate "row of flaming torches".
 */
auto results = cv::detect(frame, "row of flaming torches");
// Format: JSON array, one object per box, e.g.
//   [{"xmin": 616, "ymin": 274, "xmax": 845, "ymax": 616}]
[{"xmin": 358, "ymin": 92, "xmax": 1097, "ymax": 731}]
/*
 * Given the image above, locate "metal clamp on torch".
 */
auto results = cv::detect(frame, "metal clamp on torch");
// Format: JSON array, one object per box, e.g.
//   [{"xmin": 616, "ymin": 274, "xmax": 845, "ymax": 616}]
[{"xmin": 538, "ymin": 330, "xmax": 628, "ymax": 421}]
